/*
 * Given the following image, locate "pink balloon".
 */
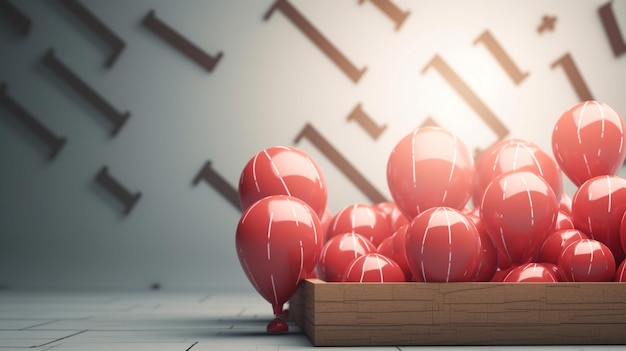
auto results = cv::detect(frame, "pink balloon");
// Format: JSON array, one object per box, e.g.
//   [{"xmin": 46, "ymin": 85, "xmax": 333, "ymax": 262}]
[
  {"xmin": 537, "ymin": 229, "xmax": 589, "ymax": 265},
  {"xmin": 503, "ymin": 263, "xmax": 559, "ymax": 282},
  {"xmin": 238, "ymin": 146, "xmax": 327, "ymax": 217},
  {"xmin": 316, "ymin": 233, "xmax": 377, "ymax": 282},
  {"xmin": 473, "ymin": 138, "xmax": 563, "ymax": 208},
  {"xmin": 387, "ymin": 127, "xmax": 474, "ymax": 219},
  {"xmin": 616, "ymin": 259, "xmax": 626, "ymax": 282},
  {"xmin": 236, "ymin": 195, "xmax": 323, "ymax": 316},
  {"xmin": 405, "ymin": 207, "xmax": 482, "ymax": 282},
  {"xmin": 558, "ymin": 239, "xmax": 616, "ymax": 282},
  {"xmin": 325, "ymin": 204, "xmax": 393, "ymax": 247},
  {"xmin": 551, "ymin": 101, "xmax": 626, "ymax": 186},
  {"xmin": 480, "ymin": 171, "xmax": 558, "ymax": 265},
  {"xmin": 571, "ymin": 175, "xmax": 626, "ymax": 263},
  {"xmin": 343, "ymin": 253, "xmax": 406, "ymax": 282}
]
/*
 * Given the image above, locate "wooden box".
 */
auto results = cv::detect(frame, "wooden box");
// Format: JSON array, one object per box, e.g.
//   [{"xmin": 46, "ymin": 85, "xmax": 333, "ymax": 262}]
[{"xmin": 289, "ymin": 279, "xmax": 626, "ymax": 346}]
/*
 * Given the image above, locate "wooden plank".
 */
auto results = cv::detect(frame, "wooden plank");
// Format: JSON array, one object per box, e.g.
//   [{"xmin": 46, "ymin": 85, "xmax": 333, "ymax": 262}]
[{"xmin": 290, "ymin": 279, "xmax": 626, "ymax": 346}]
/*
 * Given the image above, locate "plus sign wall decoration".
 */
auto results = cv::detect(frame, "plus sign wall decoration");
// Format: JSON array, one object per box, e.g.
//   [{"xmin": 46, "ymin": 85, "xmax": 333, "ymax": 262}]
[{"xmin": 0, "ymin": 0, "xmax": 624, "ymax": 292}]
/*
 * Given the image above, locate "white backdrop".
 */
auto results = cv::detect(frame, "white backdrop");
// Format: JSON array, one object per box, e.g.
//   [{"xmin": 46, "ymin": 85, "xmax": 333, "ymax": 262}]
[{"xmin": 0, "ymin": 0, "xmax": 625, "ymax": 292}]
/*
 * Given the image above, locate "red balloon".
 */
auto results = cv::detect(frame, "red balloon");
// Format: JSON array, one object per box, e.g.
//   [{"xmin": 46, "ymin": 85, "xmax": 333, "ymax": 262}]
[
  {"xmin": 503, "ymin": 263, "xmax": 559, "ymax": 282},
  {"xmin": 386, "ymin": 224, "xmax": 413, "ymax": 280},
  {"xmin": 480, "ymin": 171, "xmax": 558, "ymax": 265},
  {"xmin": 551, "ymin": 101, "xmax": 626, "ymax": 186},
  {"xmin": 325, "ymin": 204, "xmax": 393, "ymax": 247},
  {"xmin": 466, "ymin": 212, "xmax": 497, "ymax": 281},
  {"xmin": 558, "ymin": 239, "xmax": 616, "ymax": 282},
  {"xmin": 616, "ymin": 259, "xmax": 626, "ymax": 282},
  {"xmin": 490, "ymin": 267, "xmax": 515, "ymax": 282},
  {"xmin": 375, "ymin": 202, "xmax": 410, "ymax": 230},
  {"xmin": 377, "ymin": 236, "xmax": 394, "ymax": 258},
  {"xmin": 571, "ymin": 175, "xmax": 626, "ymax": 263},
  {"xmin": 238, "ymin": 146, "xmax": 327, "ymax": 217},
  {"xmin": 473, "ymin": 138, "xmax": 563, "ymax": 208},
  {"xmin": 319, "ymin": 207, "xmax": 333, "ymax": 242},
  {"xmin": 343, "ymin": 253, "xmax": 406, "ymax": 282},
  {"xmin": 405, "ymin": 207, "xmax": 482, "ymax": 282},
  {"xmin": 236, "ymin": 195, "xmax": 323, "ymax": 315},
  {"xmin": 554, "ymin": 211, "xmax": 575, "ymax": 231},
  {"xmin": 559, "ymin": 193, "xmax": 572, "ymax": 215},
  {"xmin": 316, "ymin": 233, "xmax": 377, "ymax": 282},
  {"xmin": 621, "ymin": 212, "xmax": 626, "ymax": 257},
  {"xmin": 537, "ymin": 229, "xmax": 589, "ymax": 265},
  {"xmin": 387, "ymin": 127, "xmax": 474, "ymax": 219}
]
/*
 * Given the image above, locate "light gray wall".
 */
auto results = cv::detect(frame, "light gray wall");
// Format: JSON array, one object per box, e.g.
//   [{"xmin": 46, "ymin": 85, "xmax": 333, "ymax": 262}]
[{"xmin": 0, "ymin": 0, "xmax": 625, "ymax": 292}]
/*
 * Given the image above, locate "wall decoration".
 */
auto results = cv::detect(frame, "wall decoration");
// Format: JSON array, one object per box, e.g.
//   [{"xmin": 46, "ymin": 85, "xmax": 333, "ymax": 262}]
[
  {"xmin": 0, "ymin": 83, "xmax": 66, "ymax": 159},
  {"xmin": 0, "ymin": 0, "xmax": 31, "ymax": 36},
  {"xmin": 142, "ymin": 9, "xmax": 223, "ymax": 72},
  {"xmin": 55, "ymin": 0, "xmax": 126, "ymax": 68},
  {"xmin": 95, "ymin": 166, "xmax": 141, "ymax": 216},
  {"xmin": 43, "ymin": 48, "xmax": 130, "ymax": 136}
]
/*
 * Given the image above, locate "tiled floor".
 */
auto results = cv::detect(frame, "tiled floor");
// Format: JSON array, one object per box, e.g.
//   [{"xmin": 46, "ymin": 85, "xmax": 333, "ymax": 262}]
[{"xmin": 0, "ymin": 291, "xmax": 624, "ymax": 351}]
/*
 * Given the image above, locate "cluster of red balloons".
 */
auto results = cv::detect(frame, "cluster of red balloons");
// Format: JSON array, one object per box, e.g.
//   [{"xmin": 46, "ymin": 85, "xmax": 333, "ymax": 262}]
[{"xmin": 234, "ymin": 101, "xmax": 626, "ymax": 332}]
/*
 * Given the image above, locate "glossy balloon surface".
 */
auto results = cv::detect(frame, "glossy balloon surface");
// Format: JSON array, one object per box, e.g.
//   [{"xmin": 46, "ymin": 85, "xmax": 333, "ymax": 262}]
[
  {"xmin": 343, "ymin": 253, "xmax": 406, "ymax": 282},
  {"xmin": 316, "ymin": 233, "xmax": 376, "ymax": 282},
  {"xmin": 473, "ymin": 138, "xmax": 562, "ymax": 208},
  {"xmin": 619, "ymin": 212, "xmax": 626, "ymax": 254},
  {"xmin": 616, "ymin": 259, "xmax": 626, "ymax": 282},
  {"xmin": 480, "ymin": 171, "xmax": 558, "ymax": 265},
  {"xmin": 558, "ymin": 239, "xmax": 616, "ymax": 282},
  {"xmin": 387, "ymin": 127, "xmax": 474, "ymax": 219},
  {"xmin": 571, "ymin": 175, "xmax": 626, "ymax": 263},
  {"xmin": 238, "ymin": 146, "xmax": 327, "ymax": 217},
  {"xmin": 503, "ymin": 263, "xmax": 559, "ymax": 282},
  {"xmin": 387, "ymin": 224, "xmax": 413, "ymax": 280},
  {"xmin": 554, "ymin": 211, "xmax": 575, "ymax": 231},
  {"xmin": 236, "ymin": 195, "xmax": 323, "ymax": 310},
  {"xmin": 466, "ymin": 212, "xmax": 497, "ymax": 281},
  {"xmin": 325, "ymin": 204, "xmax": 393, "ymax": 247},
  {"xmin": 537, "ymin": 229, "xmax": 589, "ymax": 265},
  {"xmin": 405, "ymin": 207, "xmax": 482, "ymax": 282},
  {"xmin": 551, "ymin": 101, "xmax": 626, "ymax": 186}
]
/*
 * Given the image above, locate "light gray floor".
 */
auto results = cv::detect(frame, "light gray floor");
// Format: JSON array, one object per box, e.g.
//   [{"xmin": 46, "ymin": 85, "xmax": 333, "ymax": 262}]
[{"xmin": 0, "ymin": 291, "xmax": 624, "ymax": 350}]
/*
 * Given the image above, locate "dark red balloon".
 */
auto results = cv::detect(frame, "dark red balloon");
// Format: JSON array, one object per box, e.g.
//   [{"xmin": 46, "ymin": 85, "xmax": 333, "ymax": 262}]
[
  {"xmin": 551, "ymin": 101, "xmax": 626, "ymax": 186},
  {"xmin": 480, "ymin": 171, "xmax": 558, "ymax": 265},
  {"xmin": 537, "ymin": 229, "xmax": 589, "ymax": 265},
  {"xmin": 238, "ymin": 146, "xmax": 327, "ymax": 217},
  {"xmin": 387, "ymin": 127, "xmax": 474, "ymax": 219},
  {"xmin": 405, "ymin": 207, "xmax": 482, "ymax": 282},
  {"xmin": 616, "ymin": 258, "xmax": 626, "ymax": 282},
  {"xmin": 503, "ymin": 263, "xmax": 559, "ymax": 282},
  {"xmin": 325, "ymin": 204, "xmax": 394, "ymax": 247},
  {"xmin": 236, "ymin": 195, "xmax": 323, "ymax": 314},
  {"xmin": 473, "ymin": 138, "xmax": 563, "ymax": 208},
  {"xmin": 571, "ymin": 175, "xmax": 626, "ymax": 263},
  {"xmin": 558, "ymin": 239, "xmax": 616, "ymax": 282},
  {"xmin": 316, "ymin": 233, "xmax": 377, "ymax": 282},
  {"xmin": 343, "ymin": 253, "xmax": 406, "ymax": 282}
]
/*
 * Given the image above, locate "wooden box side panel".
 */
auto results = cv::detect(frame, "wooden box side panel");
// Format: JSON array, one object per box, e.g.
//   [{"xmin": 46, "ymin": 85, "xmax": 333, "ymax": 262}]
[{"xmin": 290, "ymin": 280, "xmax": 626, "ymax": 346}]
